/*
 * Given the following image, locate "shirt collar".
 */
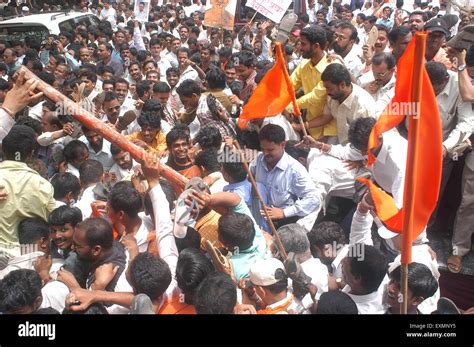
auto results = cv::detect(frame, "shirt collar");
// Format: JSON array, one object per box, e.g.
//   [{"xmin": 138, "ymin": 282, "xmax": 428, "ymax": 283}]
[
  {"xmin": 262, "ymin": 152, "xmax": 289, "ymax": 172},
  {"xmin": 265, "ymin": 292, "xmax": 294, "ymax": 310},
  {"xmin": 340, "ymin": 84, "xmax": 357, "ymax": 109}
]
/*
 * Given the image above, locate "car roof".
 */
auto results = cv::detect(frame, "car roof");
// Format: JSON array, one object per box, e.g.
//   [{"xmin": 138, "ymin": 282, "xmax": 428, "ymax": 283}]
[{"xmin": 0, "ymin": 12, "xmax": 93, "ymax": 25}]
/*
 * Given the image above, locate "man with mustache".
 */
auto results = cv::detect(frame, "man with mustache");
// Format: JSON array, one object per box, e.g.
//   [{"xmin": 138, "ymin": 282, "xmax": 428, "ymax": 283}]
[{"xmin": 332, "ymin": 22, "xmax": 364, "ymax": 80}]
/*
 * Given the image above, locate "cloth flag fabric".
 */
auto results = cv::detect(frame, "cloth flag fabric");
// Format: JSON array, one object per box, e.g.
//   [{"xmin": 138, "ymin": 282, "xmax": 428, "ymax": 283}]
[
  {"xmin": 238, "ymin": 42, "xmax": 300, "ymax": 128},
  {"xmin": 358, "ymin": 33, "xmax": 443, "ymax": 263}
]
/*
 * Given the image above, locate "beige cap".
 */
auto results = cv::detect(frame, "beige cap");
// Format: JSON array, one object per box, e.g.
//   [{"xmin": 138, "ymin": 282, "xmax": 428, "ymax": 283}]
[{"xmin": 249, "ymin": 258, "xmax": 286, "ymax": 286}]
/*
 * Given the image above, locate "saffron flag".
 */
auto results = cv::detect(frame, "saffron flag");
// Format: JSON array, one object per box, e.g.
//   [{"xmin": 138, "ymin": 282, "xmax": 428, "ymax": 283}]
[
  {"xmin": 238, "ymin": 42, "xmax": 300, "ymax": 129},
  {"xmin": 358, "ymin": 33, "xmax": 443, "ymax": 264}
]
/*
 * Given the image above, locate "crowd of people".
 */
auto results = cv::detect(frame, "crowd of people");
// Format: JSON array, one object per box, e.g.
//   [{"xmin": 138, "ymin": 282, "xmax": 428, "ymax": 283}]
[{"xmin": 0, "ymin": 0, "xmax": 473, "ymax": 315}]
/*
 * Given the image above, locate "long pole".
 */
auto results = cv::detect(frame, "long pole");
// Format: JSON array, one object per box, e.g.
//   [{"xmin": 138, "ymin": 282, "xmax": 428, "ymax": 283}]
[
  {"xmin": 233, "ymin": 141, "xmax": 288, "ymax": 260},
  {"xmin": 400, "ymin": 33, "xmax": 426, "ymax": 314},
  {"xmin": 17, "ymin": 66, "xmax": 189, "ymax": 193}
]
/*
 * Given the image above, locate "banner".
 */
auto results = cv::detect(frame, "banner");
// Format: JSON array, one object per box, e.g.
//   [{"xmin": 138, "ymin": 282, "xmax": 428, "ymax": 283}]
[
  {"xmin": 203, "ymin": 0, "xmax": 237, "ymax": 31},
  {"xmin": 246, "ymin": 0, "xmax": 293, "ymax": 23},
  {"xmin": 134, "ymin": 0, "xmax": 151, "ymax": 23}
]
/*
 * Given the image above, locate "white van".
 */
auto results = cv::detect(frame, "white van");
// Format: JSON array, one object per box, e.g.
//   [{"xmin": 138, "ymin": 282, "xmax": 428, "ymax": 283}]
[{"xmin": 0, "ymin": 12, "xmax": 100, "ymax": 44}]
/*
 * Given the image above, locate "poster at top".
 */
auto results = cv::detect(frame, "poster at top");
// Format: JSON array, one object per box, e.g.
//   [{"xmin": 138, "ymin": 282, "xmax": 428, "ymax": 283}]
[
  {"xmin": 203, "ymin": 0, "xmax": 237, "ymax": 31},
  {"xmin": 246, "ymin": 0, "xmax": 292, "ymax": 23},
  {"xmin": 134, "ymin": 0, "xmax": 151, "ymax": 23}
]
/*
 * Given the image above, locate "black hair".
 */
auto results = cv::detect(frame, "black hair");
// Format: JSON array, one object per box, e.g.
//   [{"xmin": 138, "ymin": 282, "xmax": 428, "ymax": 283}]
[
  {"xmin": 79, "ymin": 70, "xmax": 98, "ymax": 83},
  {"xmin": 466, "ymin": 44, "xmax": 474, "ymax": 67},
  {"xmin": 372, "ymin": 52, "xmax": 396, "ymax": 69},
  {"xmin": 237, "ymin": 51, "xmax": 257, "ymax": 67},
  {"xmin": 114, "ymin": 77, "xmax": 130, "ymax": 89},
  {"xmin": 218, "ymin": 47, "xmax": 233, "ymax": 59},
  {"xmin": 48, "ymin": 205, "xmax": 83, "ymax": 227},
  {"xmin": 153, "ymin": 81, "xmax": 171, "ymax": 94},
  {"xmin": 258, "ymin": 124, "xmax": 286, "ymax": 144},
  {"xmin": 149, "ymin": 38, "xmax": 162, "ymax": 47},
  {"xmin": 262, "ymin": 268, "xmax": 288, "ymax": 294},
  {"xmin": 136, "ymin": 80, "xmax": 154, "ymax": 98},
  {"xmin": 388, "ymin": 25, "xmax": 411, "ymax": 44},
  {"xmin": 15, "ymin": 115, "xmax": 42, "ymax": 136},
  {"xmin": 79, "ymin": 159, "xmax": 104, "ymax": 186},
  {"xmin": 0, "ymin": 269, "xmax": 42, "ymax": 313},
  {"xmin": 166, "ymin": 127, "xmax": 190, "ymax": 148},
  {"xmin": 176, "ymin": 79, "xmax": 201, "ymax": 97},
  {"xmin": 194, "ymin": 149, "xmax": 220, "ymax": 173},
  {"xmin": 348, "ymin": 117, "xmax": 377, "ymax": 152},
  {"xmin": 205, "ymin": 67, "xmax": 226, "ymax": 90},
  {"xmin": 177, "ymin": 47, "xmax": 190, "ymax": 58},
  {"xmin": 176, "ymin": 248, "xmax": 214, "ymax": 304},
  {"xmin": 166, "ymin": 67, "xmax": 179, "ymax": 77},
  {"xmin": 389, "ymin": 262, "xmax": 438, "ymax": 300},
  {"xmin": 137, "ymin": 102, "xmax": 162, "ymax": 129},
  {"xmin": 77, "ymin": 217, "xmax": 113, "ymax": 249},
  {"xmin": 109, "ymin": 181, "xmax": 142, "ymax": 218},
  {"xmin": 221, "ymin": 152, "xmax": 247, "ymax": 183},
  {"xmin": 425, "ymin": 61, "xmax": 448, "ymax": 85},
  {"xmin": 307, "ymin": 221, "xmax": 346, "ymax": 256},
  {"xmin": 129, "ymin": 252, "xmax": 172, "ymax": 300},
  {"xmin": 316, "ymin": 291, "xmax": 358, "ymax": 314},
  {"xmin": 321, "ymin": 63, "xmax": 352, "ymax": 86},
  {"xmin": 409, "ymin": 10, "xmax": 429, "ymax": 22},
  {"xmin": 103, "ymin": 91, "xmax": 119, "ymax": 103},
  {"xmin": 50, "ymin": 173, "xmax": 81, "ymax": 201},
  {"xmin": 18, "ymin": 218, "xmax": 49, "ymax": 245},
  {"xmin": 194, "ymin": 127, "xmax": 222, "ymax": 151},
  {"xmin": 63, "ymin": 140, "xmax": 89, "ymax": 163},
  {"xmin": 300, "ymin": 26, "xmax": 328, "ymax": 48},
  {"xmin": 285, "ymin": 140, "xmax": 310, "ymax": 161},
  {"xmin": 2, "ymin": 125, "xmax": 37, "ymax": 162},
  {"xmin": 335, "ymin": 21, "xmax": 358, "ymax": 41},
  {"xmin": 194, "ymin": 272, "xmax": 237, "ymax": 314},
  {"xmin": 365, "ymin": 15, "xmax": 377, "ymax": 24},
  {"xmin": 218, "ymin": 211, "xmax": 255, "ymax": 251},
  {"xmin": 174, "ymin": 227, "xmax": 202, "ymax": 253},
  {"xmin": 347, "ymin": 244, "xmax": 387, "ymax": 293}
]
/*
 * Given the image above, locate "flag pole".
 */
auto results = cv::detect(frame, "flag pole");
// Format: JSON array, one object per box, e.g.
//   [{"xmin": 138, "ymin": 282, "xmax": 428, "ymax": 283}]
[
  {"xmin": 400, "ymin": 33, "xmax": 426, "ymax": 314},
  {"xmin": 16, "ymin": 66, "xmax": 189, "ymax": 193},
  {"xmin": 233, "ymin": 141, "xmax": 288, "ymax": 260}
]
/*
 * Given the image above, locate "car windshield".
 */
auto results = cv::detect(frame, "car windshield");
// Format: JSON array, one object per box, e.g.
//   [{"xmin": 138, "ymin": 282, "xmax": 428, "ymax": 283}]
[{"xmin": 0, "ymin": 25, "xmax": 49, "ymax": 45}]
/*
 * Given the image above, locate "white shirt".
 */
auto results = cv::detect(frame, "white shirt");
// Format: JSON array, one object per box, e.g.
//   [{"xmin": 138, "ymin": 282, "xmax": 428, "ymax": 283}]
[
  {"xmin": 100, "ymin": 8, "xmax": 117, "ymax": 30},
  {"xmin": 359, "ymin": 71, "xmax": 396, "ymax": 117},
  {"xmin": 177, "ymin": 65, "xmax": 200, "ymax": 87},
  {"xmin": 300, "ymin": 257, "xmax": 329, "ymax": 309},
  {"xmin": 436, "ymin": 71, "xmax": 474, "ymax": 152},
  {"xmin": 74, "ymin": 185, "xmax": 97, "ymax": 220},
  {"xmin": 78, "ymin": 136, "xmax": 115, "ymax": 171},
  {"xmin": 149, "ymin": 184, "xmax": 181, "ymax": 310},
  {"xmin": 109, "ymin": 159, "xmax": 139, "ymax": 182},
  {"xmin": 297, "ymin": 149, "xmax": 356, "ymax": 231},
  {"xmin": 342, "ymin": 44, "xmax": 364, "ymax": 79},
  {"xmin": 66, "ymin": 163, "xmax": 80, "ymax": 178},
  {"xmin": 157, "ymin": 58, "xmax": 172, "ymax": 82},
  {"xmin": 325, "ymin": 83, "xmax": 376, "ymax": 144},
  {"xmin": 262, "ymin": 115, "xmax": 301, "ymax": 141},
  {"xmin": 343, "ymin": 285, "xmax": 387, "ymax": 314},
  {"xmin": 371, "ymin": 130, "xmax": 407, "ymax": 207},
  {"xmin": 208, "ymin": 171, "xmax": 228, "ymax": 194}
]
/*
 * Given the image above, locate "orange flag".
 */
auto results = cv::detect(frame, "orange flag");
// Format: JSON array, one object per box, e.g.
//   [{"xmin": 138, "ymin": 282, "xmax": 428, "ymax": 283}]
[
  {"xmin": 358, "ymin": 33, "xmax": 443, "ymax": 264},
  {"xmin": 237, "ymin": 42, "xmax": 300, "ymax": 129}
]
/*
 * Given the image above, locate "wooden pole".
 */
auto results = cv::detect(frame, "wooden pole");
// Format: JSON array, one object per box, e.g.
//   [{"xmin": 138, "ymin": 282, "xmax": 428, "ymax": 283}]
[
  {"xmin": 400, "ymin": 33, "xmax": 426, "ymax": 314},
  {"xmin": 233, "ymin": 141, "xmax": 288, "ymax": 260},
  {"xmin": 16, "ymin": 66, "xmax": 189, "ymax": 193}
]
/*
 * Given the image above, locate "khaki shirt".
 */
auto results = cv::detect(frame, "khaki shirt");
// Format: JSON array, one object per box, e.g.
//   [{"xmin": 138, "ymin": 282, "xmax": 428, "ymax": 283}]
[{"xmin": 0, "ymin": 161, "xmax": 56, "ymax": 255}]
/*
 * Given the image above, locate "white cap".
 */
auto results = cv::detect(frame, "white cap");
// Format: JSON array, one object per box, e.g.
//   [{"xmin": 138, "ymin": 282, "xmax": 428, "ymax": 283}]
[
  {"xmin": 22, "ymin": 6, "xmax": 29, "ymax": 11},
  {"xmin": 249, "ymin": 258, "xmax": 286, "ymax": 286}
]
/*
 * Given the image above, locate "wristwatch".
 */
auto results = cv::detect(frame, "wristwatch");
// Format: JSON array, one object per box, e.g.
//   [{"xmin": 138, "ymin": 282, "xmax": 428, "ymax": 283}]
[{"xmin": 457, "ymin": 64, "xmax": 466, "ymax": 72}]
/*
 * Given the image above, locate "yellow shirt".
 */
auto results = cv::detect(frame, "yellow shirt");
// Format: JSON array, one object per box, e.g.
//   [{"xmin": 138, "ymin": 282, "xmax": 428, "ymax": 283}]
[
  {"xmin": 290, "ymin": 55, "xmax": 337, "ymax": 139},
  {"xmin": 126, "ymin": 130, "xmax": 167, "ymax": 155},
  {"xmin": 0, "ymin": 161, "xmax": 56, "ymax": 255}
]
